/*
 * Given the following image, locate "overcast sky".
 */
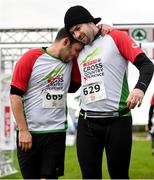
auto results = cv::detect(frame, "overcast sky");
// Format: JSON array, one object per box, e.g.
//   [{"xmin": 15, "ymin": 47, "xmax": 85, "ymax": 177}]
[{"xmin": 0, "ymin": 0, "xmax": 154, "ymax": 28}]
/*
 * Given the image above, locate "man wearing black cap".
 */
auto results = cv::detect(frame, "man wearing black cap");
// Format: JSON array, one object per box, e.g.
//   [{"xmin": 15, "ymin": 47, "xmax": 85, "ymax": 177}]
[{"xmin": 64, "ymin": 5, "xmax": 154, "ymax": 179}]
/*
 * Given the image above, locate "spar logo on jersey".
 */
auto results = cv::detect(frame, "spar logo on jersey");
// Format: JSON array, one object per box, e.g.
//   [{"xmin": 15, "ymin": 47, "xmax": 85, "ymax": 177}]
[
  {"xmin": 80, "ymin": 48, "xmax": 104, "ymax": 81},
  {"xmin": 38, "ymin": 65, "xmax": 65, "ymax": 86}
]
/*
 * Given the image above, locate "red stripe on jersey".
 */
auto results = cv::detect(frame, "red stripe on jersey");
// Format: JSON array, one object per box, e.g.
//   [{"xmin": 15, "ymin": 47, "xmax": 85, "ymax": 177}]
[
  {"xmin": 109, "ymin": 30, "xmax": 143, "ymax": 63},
  {"xmin": 119, "ymin": 29, "xmax": 129, "ymax": 35},
  {"xmin": 151, "ymin": 94, "xmax": 154, "ymax": 105},
  {"xmin": 11, "ymin": 48, "xmax": 44, "ymax": 91},
  {"xmin": 71, "ymin": 57, "xmax": 81, "ymax": 83}
]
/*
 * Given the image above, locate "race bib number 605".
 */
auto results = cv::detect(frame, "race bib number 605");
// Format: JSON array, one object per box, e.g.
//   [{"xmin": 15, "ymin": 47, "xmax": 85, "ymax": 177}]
[{"xmin": 81, "ymin": 82, "xmax": 106, "ymax": 104}]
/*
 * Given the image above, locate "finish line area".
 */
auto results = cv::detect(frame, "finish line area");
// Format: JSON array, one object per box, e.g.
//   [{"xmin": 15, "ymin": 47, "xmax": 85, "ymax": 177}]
[{"xmin": 0, "ymin": 25, "xmax": 154, "ymax": 177}]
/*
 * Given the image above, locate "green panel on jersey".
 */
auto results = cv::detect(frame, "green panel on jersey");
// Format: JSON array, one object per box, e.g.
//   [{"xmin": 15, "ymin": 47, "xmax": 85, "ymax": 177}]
[
  {"xmin": 17, "ymin": 129, "xmax": 67, "ymax": 134},
  {"xmin": 65, "ymin": 104, "xmax": 68, "ymax": 130},
  {"xmin": 22, "ymin": 97, "xmax": 28, "ymax": 123},
  {"xmin": 119, "ymin": 72, "xmax": 131, "ymax": 116}
]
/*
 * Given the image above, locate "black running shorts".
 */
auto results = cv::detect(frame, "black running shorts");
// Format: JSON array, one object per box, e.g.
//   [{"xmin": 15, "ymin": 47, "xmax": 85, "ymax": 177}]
[{"xmin": 16, "ymin": 131, "xmax": 66, "ymax": 179}]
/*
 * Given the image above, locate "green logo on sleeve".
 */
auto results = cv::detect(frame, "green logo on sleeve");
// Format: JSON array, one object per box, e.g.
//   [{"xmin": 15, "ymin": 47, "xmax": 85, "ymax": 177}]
[{"xmin": 39, "ymin": 65, "xmax": 65, "ymax": 83}]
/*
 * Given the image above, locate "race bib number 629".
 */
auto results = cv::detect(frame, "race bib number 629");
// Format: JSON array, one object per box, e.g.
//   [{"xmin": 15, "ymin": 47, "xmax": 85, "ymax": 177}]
[{"xmin": 81, "ymin": 82, "xmax": 106, "ymax": 104}]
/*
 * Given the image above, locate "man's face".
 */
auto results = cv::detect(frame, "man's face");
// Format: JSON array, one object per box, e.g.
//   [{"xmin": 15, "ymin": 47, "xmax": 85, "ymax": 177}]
[
  {"xmin": 71, "ymin": 42, "xmax": 83, "ymax": 59},
  {"xmin": 61, "ymin": 41, "xmax": 83, "ymax": 63},
  {"xmin": 70, "ymin": 23, "xmax": 95, "ymax": 44}
]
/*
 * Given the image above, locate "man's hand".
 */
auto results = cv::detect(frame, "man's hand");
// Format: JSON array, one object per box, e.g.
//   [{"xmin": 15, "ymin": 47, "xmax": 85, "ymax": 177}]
[
  {"xmin": 97, "ymin": 24, "xmax": 113, "ymax": 36},
  {"xmin": 126, "ymin": 88, "xmax": 144, "ymax": 109},
  {"xmin": 18, "ymin": 130, "xmax": 32, "ymax": 152}
]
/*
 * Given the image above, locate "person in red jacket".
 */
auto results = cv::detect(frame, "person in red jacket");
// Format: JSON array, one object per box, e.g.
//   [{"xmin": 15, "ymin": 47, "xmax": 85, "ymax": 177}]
[{"xmin": 148, "ymin": 94, "xmax": 154, "ymax": 155}]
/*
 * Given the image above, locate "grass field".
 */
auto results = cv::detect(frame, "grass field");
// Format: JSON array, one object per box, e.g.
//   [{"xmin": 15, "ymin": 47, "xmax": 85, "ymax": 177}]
[{"xmin": 1, "ymin": 140, "xmax": 154, "ymax": 179}]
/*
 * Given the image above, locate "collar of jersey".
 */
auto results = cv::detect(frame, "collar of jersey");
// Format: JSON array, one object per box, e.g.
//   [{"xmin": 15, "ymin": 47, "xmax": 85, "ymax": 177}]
[
  {"xmin": 93, "ymin": 30, "xmax": 101, "ymax": 42},
  {"xmin": 41, "ymin": 47, "xmax": 61, "ymax": 61}
]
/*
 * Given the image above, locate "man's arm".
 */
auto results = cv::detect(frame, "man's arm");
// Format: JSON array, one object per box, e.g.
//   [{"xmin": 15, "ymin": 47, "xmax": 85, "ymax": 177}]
[
  {"xmin": 108, "ymin": 30, "xmax": 154, "ymax": 109},
  {"xmin": 69, "ymin": 57, "xmax": 81, "ymax": 93},
  {"xmin": 97, "ymin": 24, "xmax": 113, "ymax": 36},
  {"xmin": 10, "ymin": 86, "xmax": 32, "ymax": 151},
  {"xmin": 68, "ymin": 81, "xmax": 81, "ymax": 93},
  {"xmin": 126, "ymin": 53, "xmax": 154, "ymax": 109}
]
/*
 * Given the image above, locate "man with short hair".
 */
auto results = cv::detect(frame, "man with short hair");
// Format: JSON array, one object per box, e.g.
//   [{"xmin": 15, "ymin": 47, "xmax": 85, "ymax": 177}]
[
  {"xmin": 10, "ymin": 27, "xmax": 83, "ymax": 179},
  {"xmin": 64, "ymin": 5, "xmax": 154, "ymax": 179}
]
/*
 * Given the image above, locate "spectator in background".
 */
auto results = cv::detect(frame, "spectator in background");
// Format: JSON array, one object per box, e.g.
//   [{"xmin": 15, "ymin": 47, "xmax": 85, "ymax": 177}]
[{"xmin": 148, "ymin": 94, "xmax": 154, "ymax": 155}]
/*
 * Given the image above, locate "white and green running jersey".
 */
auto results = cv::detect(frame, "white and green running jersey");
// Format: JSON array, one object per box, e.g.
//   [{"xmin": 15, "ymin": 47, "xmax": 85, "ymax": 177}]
[
  {"xmin": 11, "ymin": 48, "xmax": 72, "ymax": 133},
  {"xmin": 78, "ymin": 30, "xmax": 143, "ymax": 112}
]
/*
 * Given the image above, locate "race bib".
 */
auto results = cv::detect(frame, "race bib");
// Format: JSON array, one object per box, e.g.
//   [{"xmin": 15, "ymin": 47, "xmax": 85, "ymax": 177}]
[
  {"xmin": 81, "ymin": 81, "xmax": 106, "ymax": 104},
  {"xmin": 42, "ymin": 90, "xmax": 66, "ymax": 108}
]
